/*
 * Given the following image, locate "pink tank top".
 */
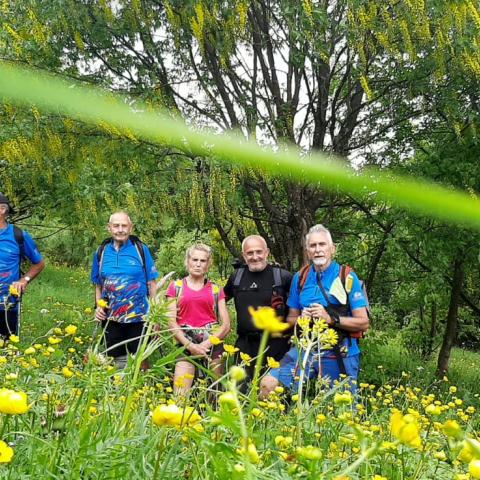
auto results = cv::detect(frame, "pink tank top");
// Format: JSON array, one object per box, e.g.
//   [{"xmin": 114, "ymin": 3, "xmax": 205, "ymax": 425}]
[{"xmin": 166, "ymin": 279, "xmax": 225, "ymax": 328}]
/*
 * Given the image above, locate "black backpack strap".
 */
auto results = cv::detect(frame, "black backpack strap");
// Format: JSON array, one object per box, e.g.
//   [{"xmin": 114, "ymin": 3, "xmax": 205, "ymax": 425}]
[
  {"xmin": 272, "ymin": 266, "xmax": 282, "ymax": 288},
  {"xmin": 129, "ymin": 235, "xmax": 148, "ymax": 281},
  {"xmin": 232, "ymin": 266, "xmax": 246, "ymax": 288},
  {"xmin": 97, "ymin": 238, "xmax": 112, "ymax": 284},
  {"xmin": 13, "ymin": 225, "xmax": 25, "ymax": 261}
]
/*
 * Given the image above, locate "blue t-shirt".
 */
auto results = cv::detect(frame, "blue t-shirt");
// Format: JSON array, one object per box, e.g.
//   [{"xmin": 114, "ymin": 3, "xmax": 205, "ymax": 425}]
[
  {"xmin": 0, "ymin": 224, "xmax": 43, "ymax": 310},
  {"xmin": 91, "ymin": 239, "xmax": 159, "ymax": 323},
  {"xmin": 287, "ymin": 261, "xmax": 368, "ymax": 356}
]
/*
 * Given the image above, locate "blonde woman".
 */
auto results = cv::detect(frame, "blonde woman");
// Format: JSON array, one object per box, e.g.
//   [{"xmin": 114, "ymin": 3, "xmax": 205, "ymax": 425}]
[{"xmin": 166, "ymin": 244, "xmax": 230, "ymax": 395}]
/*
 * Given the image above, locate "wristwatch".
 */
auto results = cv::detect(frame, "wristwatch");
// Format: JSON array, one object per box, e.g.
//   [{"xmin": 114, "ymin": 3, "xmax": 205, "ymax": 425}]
[{"xmin": 24, "ymin": 275, "xmax": 31, "ymax": 283}]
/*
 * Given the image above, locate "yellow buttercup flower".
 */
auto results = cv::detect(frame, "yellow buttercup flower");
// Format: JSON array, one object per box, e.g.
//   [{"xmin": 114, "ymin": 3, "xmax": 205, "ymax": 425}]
[
  {"xmin": 470, "ymin": 459, "xmax": 480, "ymax": 479},
  {"xmin": 223, "ymin": 344, "xmax": 239, "ymax": 355},
  {"xmin": 334, "ymin": 391, "xmax": 353, "ymax": 406},
  {"xmin": 390, "ymin": 410, "xmax": 422, "ymax": 449},
  {"xmin": 65, "ymin": 324, "xmax": 78, "ymax": 336},
  {"xmin": 152, "ymin": 404, "xmax": 201, "ymax": 428},
  {"xmin": 296, "ymin": 445, "xmax": 322, "ymax": 460},
  {"xmin": 0, "ymin": 441, "xmax": 13, "ymax": 463},
  {"xmin": 97, "ymin": 299, "xmax": 108, "ymax": 309},
  {"xmin": 24, "ymin": 347, "xmax": 36, "ymax": 355},
  {"xmin": 0, "ymin": 388, "xmax": 30, "ymax": 414},
  {"xmin": 239, "ymin": 352, "xmax": 252, "ymax": 365},
  {"xmin": 248, "ymin": 306, "xmax": 290, "ymax": 333},
  {"xmin": 267, "ymin": 357, "xmax": 280, "ymax": 369},
  {"xmin": 62, "ymin": 367, "xmax": 74, "ymax": 378},
  {"xmin": 237, "ymin": 442, "xmax": 260, "ymax": 464},
  {"xmin": 442, "ymin": 419, "xmax": 463, "ymax": 439},
  {"xmin": 209, "ymin": 335, "xmax": 222, "ymax": 346},
  {"xmin": 48, "ymin": 336, "xmax": 62, "ymax": 345},
  {"xmin": 9, "ymin": 335, "xmax": 19, "ymax": 344},
  {"xmin": 8, "ymin": 285, "xmax": 19, "ymax": 297}
]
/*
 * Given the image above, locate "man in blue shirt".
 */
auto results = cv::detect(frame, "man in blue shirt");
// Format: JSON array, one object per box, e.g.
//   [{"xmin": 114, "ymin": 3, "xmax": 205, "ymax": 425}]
[
  {"xmin": 260, "ymin": 224, "xmax": 369, "ymax": 398},
  {"xmin": 0, "ymin": 194, "xmax": 45, "ymax": 339},
  {"xmin": 91, "ymin": 211, "xmax": 159, "ymax": 368}
]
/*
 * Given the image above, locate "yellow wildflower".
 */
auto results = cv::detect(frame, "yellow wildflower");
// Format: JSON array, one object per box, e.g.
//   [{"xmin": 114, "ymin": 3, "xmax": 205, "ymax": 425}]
[
  {"xmin": 97, "ymin": 299, "xmax": 108, "ymax": 309},
  {"xmin": 240, "ymin": 352, "xmax": 252, "ymax": 365},
  {"xmin": 209, "ymin": 335, "xmax": 222, "ymax": 346},
  {"xmin": 219, "ymin": 391, "xmax": 237, "ymax": 408},
  {"xmin": 470, "ymin": 459, "xmax": 480, "ymax": 479},
  {"xmin": 296, "ymin": 445, "xmax": 322, "ymax": 460},
  {"xmin": 8, "ymin": 285, "xmax": 19, "ymax": 297},
  {"xmin": 65, "ymin": 325, "xmax": 78, "ymax": 336},
  {"xmin": 230, "ymin": 366, "xmax": 246, "ymax": 382},
  {"xmin": 248, "ymin": 306, "xmax": 290, "ymax": 333},
  {"xmin": 152, "ymin": 404, "xmax": 201, "ymax": 428},
  {"xmin": 24, "ymin": 347, "xmax": 35, "ymax": 355},
  {"xmin": 9, "ymin": 335, "xmax": 19, "ymax": 344},
  {"xmin": 0, "ymin": 388, "xmax": 29, "ymax": 414},
  {"xmin": 48, "ymin": 336, "xmax": 62, "ymax": 345},
  {"xmin": 62, "ymin": 367, "xmax": 74, "ymax": 378},
  {"xmin": 267, "ymin": 357, "xmax": 280, "ymax": 369},
  {"xmin": 442, "ymin": 419, "xmax": 463, "ymax": 439},
  {"xmin": 334, "ymin": 391, "xmax": 353, "ymax": 406},
  {"xmin": 0, "ymin": 441, "xmax": 13, "ymax": 463},
  {"xmin": 390, "ymin": 410, "xmax": 422, "ymax": 449},
  {"xmin": 223, "ymin": 344, "xmax": 239, "ymax": 355},
  {"xmin": 237, "ymin": 442, "xmax": 260, "ymax": 464}
]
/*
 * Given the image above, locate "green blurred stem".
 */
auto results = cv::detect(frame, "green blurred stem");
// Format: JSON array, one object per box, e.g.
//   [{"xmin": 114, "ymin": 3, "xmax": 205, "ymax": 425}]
[{"xmin": 250, "ymin": 330, "xmax": 269, "ymax": 403}]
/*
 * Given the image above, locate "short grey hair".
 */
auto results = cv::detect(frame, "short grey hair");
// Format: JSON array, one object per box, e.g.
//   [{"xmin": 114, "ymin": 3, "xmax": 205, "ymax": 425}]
[
  {"xmin": 305, "ymin": 224, "xmax": 333, "ymax": 246},
  {"xmin": 184, "ymin": 243, "xmax": 213, "ymax": 269},
  {"xmin": 108, "ymin": 211, "xmax": 132, "ymax": 224},
  {"xmin": 241, "ymin": 235, "xmax": 268, "ymax": 252}
]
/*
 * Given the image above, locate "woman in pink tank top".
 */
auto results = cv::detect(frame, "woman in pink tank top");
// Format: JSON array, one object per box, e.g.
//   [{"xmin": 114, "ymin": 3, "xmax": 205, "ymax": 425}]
[{"xmin": 166, "ymin": 243, "xmax": 230, "ymax": 395}]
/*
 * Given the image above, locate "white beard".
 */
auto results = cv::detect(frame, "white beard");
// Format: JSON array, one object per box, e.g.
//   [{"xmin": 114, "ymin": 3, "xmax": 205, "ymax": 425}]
[{"xmin": 312, "ymin": 257, "xmax": 327, "ymax": 266}]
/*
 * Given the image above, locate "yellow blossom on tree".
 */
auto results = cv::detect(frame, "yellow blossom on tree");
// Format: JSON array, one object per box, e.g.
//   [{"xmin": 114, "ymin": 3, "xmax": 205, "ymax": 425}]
[
  {"xmin": 248, "ymin": 306, "xmax": 290, "ymax": 333},
  {"xmin": 0, "ymin": 441, "xmax": 13, "ymax": 463}
]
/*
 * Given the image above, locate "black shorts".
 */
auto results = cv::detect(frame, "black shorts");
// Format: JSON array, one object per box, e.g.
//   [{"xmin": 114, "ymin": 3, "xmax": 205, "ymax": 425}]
[
  {"xmin": 101, "ymin": 321, "xmax": 147, "ymax": 358},
  {"xmin": 0, "ymin": 309, "xmax": 19, "ymax": 338}
]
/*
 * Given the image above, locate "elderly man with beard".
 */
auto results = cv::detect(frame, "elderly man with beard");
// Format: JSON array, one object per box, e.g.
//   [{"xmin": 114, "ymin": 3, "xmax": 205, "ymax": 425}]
[
  {"xmin": 260, "ymin": 224, "xmax": 369, "ymax": 398},
  {"xmin": 91, "ymin": 211, "xmax": 158, "ymax": 369},
  {"xmin": 224, "ymin": 235, "xmax": 292, "ymax": 383}
]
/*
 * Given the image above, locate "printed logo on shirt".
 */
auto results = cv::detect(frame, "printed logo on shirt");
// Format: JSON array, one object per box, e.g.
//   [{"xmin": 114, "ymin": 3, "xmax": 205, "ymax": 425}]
[
  {"xmin": 249, "ymin": 282, "xmax": 258, "ymax": 289},
  {"xmin": 353, "ymin": 291, "xmax": 364, "ymax": 300}
]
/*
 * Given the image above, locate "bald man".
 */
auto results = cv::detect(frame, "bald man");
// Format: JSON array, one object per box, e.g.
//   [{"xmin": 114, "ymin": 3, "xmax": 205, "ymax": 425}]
[
  {"xmin": 91, "ymin": 212, "xmax": 158, "ymax": 368},
  {"xmin": 224, "ymin": 235, "xmax": 293, "ymax": 383}
]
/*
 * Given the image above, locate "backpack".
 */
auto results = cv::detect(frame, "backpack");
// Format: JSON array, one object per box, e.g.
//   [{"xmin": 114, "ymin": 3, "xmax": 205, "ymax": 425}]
[
  {"xmin": 13, "ymin": 225, "xmax": 25, "ymax": 260},
  {"xmin": 231, "ymin": 265, "xmax": 290, "ymax": 297},
  {"xmin": 297, "ymin": 263, "xmax": 370, "ymax": 339},
  {"xmin": 96, "ymin": 235, "xmax": 148, "ymax": 282},
  {"xmin": 174, "ymin": 279, "xmax": 220, "ymax": 319}
]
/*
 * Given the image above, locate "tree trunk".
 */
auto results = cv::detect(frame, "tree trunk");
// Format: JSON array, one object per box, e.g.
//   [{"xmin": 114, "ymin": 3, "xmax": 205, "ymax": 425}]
[{"xmin": 436, "ymin": 257, "xmax": 464, "ymax": 377}]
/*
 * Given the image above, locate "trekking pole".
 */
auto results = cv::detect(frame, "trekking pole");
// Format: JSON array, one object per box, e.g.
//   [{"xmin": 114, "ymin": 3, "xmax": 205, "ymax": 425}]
[{"xmin": 15, "ymin": 295, "xmax": 22, "ymax": 338}]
